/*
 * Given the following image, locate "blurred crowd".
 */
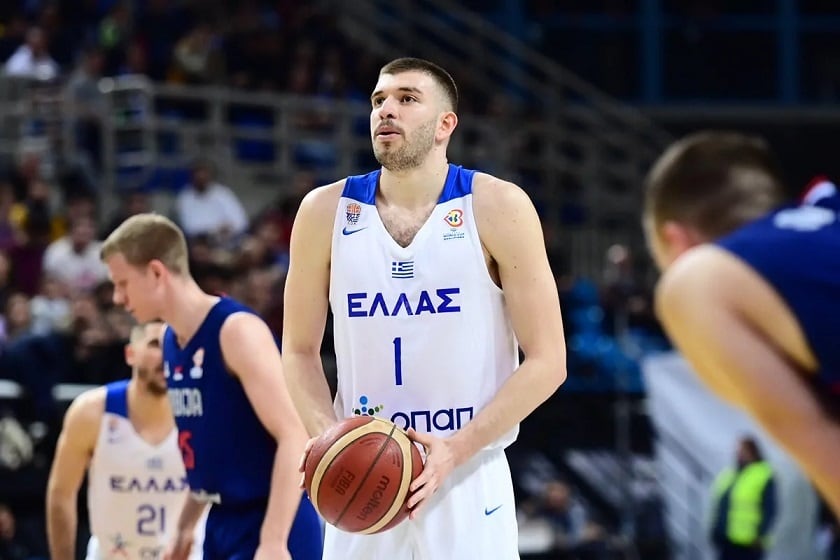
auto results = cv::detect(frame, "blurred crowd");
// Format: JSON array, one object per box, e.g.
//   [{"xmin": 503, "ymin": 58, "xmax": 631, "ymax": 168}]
[
  {"xmin": 0, "ymin": 1, "xmax": 377, "ymax": 97},
  {"xmin": 0, "ymin": 155, "xmax": 305, "ymax": 427}
]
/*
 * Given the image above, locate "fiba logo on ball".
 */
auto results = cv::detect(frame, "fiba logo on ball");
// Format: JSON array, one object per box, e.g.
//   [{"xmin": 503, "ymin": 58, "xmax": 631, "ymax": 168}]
[{"xmin": 353, "ymin": 395, "xmax": 384, "ymax": 416}]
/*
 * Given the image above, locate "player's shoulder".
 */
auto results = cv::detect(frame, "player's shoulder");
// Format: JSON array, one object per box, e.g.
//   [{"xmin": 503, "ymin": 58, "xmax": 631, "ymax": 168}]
[
  {"xmin": 69, "ymin": 386, "xmax": 107, "ymax": 415},
  {"xmin": 219, "ymin": 309, "xmax": 263, "ymax": 331},
  {"xmin": 471, "ymin": 173, "xmax": 535, "ymax": 223},
  {"xmin": 470, "ymin": 172, "xmax": 530, "ymax": 207},
  {"xmin": 298, "ymin": 179, "xmax": 346, "ymax": 218},
  {"xmin": 218, "ymin": 310, "xmax": 280, "ymax": 379},
  {"xmin": 62, "ymin": 386, "xmax": 107, "ymax": 434},
  {"xmin": 218, "ymin": 310, "xmax": 273, "ymax": 350},
  {"xmin": 470, "ymin": 172, "xmax": 540, "ymax": 244},
  {"xmin": 655, "ymin": 244, "xmax": 768, "ymax": 317}
]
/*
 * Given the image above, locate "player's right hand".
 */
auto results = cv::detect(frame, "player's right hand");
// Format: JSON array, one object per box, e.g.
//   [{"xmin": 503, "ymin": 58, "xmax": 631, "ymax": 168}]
[
  {"xmin": 298, "ymin": 436, "xmax": 318, "ymax": 488},
  {"xmin": 163, "ymin": 530, "xmax": 193, "ymax": 560}
]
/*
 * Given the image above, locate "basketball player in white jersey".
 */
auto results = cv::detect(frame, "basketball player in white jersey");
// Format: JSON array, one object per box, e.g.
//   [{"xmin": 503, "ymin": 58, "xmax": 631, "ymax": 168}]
[
  {"xmin": 46, "ymin": 321, "xmax": 204, "ymax": 560},
  {"xmin": 283, "ymin": 57, "xmax": 567, "ymax": 559}
]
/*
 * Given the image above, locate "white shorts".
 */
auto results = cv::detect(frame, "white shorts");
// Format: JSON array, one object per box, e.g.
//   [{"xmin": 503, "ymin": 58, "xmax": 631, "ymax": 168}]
[{"xmin": 323, "ymin": 449, "xmax": 520, "ymax": 560}]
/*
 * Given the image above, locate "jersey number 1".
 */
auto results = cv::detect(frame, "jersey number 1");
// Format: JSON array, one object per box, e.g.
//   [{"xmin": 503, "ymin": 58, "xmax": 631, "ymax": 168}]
[{"xmin": 393, "ymin": 337, "xmax": 403, "ymax": 386}]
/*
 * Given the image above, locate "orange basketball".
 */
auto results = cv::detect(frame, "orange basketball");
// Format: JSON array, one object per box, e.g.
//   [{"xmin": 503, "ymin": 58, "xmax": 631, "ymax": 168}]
[{"xmin": 303, "ymin": 416, "xmax": 424, "ymax": 534}]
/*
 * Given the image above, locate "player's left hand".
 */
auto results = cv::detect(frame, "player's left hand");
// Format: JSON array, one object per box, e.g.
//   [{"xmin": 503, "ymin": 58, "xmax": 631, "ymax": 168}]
[
  {"xmin": 405, "ymin": 428, "xmax": 459, "ymax": 520},
  {"xmin": 254, "ymin": 541, "xmax": 291, "ymax": 560}
]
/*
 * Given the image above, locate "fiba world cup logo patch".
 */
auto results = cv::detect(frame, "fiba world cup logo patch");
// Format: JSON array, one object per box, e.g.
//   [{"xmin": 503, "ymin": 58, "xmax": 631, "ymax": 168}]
[
  {"xmin": 444, "ymin": 209, "xmax": 464, "ymax": 227},
  {"xmin": 443, "ymin": 208, "xmax": 466, "ymax": 240},
  {"xmin": 346, "ymin": 202, "xmax": 362, "ymax": 225}
]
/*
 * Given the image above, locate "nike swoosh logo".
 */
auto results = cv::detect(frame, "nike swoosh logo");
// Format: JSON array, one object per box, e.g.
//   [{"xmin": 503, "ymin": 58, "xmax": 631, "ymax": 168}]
[
  {"xmin": 342, "ymin": 226, "xmax": 368, "ymax": 236},
  {"xmin": 484, "ymin": 505, "xmax": 502, "ymax": 516}
]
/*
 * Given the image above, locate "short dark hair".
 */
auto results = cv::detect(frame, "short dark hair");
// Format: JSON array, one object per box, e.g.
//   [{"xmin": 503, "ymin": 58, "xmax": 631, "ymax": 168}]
[
  {"xmin": 739, "ymin": 436, "xmax": 764, "ymax": 461},
  {"xmin": 380, "ymin": 57, "xmax": 459, "ymax": 112},
  {"xmin": 644, "ymin": 131, "xmax": 788, "ymax": 239}
]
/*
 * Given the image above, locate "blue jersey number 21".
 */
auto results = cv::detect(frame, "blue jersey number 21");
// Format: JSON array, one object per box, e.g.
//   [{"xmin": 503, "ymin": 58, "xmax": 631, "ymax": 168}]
[{"xmin": 393, "ymin": 337, "xmax": 403, "ymax": 386}]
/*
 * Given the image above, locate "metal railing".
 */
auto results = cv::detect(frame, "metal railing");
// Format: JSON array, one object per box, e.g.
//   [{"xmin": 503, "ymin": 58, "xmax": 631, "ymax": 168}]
[{"xmin": 656, "ymin": 427, "xmax": 716, "ymax": 560}]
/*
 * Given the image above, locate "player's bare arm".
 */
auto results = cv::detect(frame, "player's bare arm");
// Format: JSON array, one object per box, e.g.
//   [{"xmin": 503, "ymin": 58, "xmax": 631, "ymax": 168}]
[
  {"xmin": 46, "ymin": 388, "xmax": 105, "ymax": 560},
  {"xmin": 282, "ymin": 181, "xmax": 345, "ymax": 437},
  {"xmin": 407, "ymin": 174, "xmax": 567, "ymax": 514},
  {"xmin": 164, "ymin": 493, "xmax": 203, "ymax": 560},
  {"xmin": 220, "ymin": 312, "xmax": 310, "ymax": 553},
  {"xmin": 656, "ymin": 245, "xmax": 840, "ymax": 518}
]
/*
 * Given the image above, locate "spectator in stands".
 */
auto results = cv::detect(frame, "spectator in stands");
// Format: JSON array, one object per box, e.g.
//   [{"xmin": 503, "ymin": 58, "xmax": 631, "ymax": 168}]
[
  {"xmin": 41, "ymin": 216, "xmax": 107, "ymax": 295},
  {"xmin": 171, "ymin": 20, "xmax": 224, "ymax": 85},
  {"xmin": 238, "ymin": 214, "xmax": 288, "ymax": 274},
  {"xmin": 0, "ymin": 503, "xmax": 41, "ymax": 560},
  {"xmin": 66, "ymin": 292, "xmax": 129, "ymax": 385},
  {"xmin": 0, "ymin": 14, "xmax": 27, "ymax": 64},
  {"xmin": 520, "ymin": 479, "xmax": 609, "ymax": 559},
  {"xmin": 3, "ymin": 26, "xmax": 59, "ymax": 81},
  {"xmin": 64, "ymin": 46, "xmax": 106, "ymax": 172},
  {"xmin": 3, "ymin": 293, "xmax": 34, "ymax": 344},
  {"xmin": 29, "ymin": 275, "xmax": 71, "ymax": 336},
  {"xmin": 0, "ymin": 250, "xmax": 12, "ymax": 312},
  {"xmin": 117, "ymin": 38, "xmax": 149, "ymax": 76},
  {"xmin": 0, "ymin": 182, "xmax": 20, "ymax": 251},
  {"xmin": 7, "ymin": 205, "xmax": 52, "ymax": 297},
  {"xmin": 134, "ymin": 0, "xmax": 194, "ymax": 81},
  {"xmin": 101, "ymin": 190, "xmax": 150, "ymax": 238},
  {"xmin": 175, "ymin": 158, "xmax": 249, "ymax": 244},
  {"xmin": 600, "ymin": 244, "xmax": 658, "ymax": 339},
  {"xmin": 36, "ymin": 2, "xmax": 77, "ymax": 70},
  {"xmin": 9, "ymin": 177, "xmax": 62, "ymax": 246},
  {"xmin": 7, "ymin": 147, "xmax": 45, "ymax": 203},
  {"xmin": 52, "ymin": 194, "xmax": 97, "ymax": 242},
  {"xmin": 234, "ymin": 267, "xmax": 284, "ymax": 335},
  {"xmin": 97, "ymin": 1, "xmax": 132, "ymax": 76},
  {"xmin": 710, "ymin": 436, "xmax": 777, "ymax": 560}
]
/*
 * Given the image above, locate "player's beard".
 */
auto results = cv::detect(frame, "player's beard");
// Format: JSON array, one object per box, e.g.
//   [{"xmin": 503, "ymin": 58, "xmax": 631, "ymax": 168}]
[
  {"xmin": 138, "ymin": 367, "xmax": 168, "ymax": 397},
  {"xmin": 374, "ymin": 118, "xmax": 436, "ymax": 172}
]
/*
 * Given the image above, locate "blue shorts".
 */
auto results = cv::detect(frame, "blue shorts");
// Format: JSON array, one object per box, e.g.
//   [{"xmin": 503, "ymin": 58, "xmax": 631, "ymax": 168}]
[{"xmin": 203, "ymin": 494, "xmax": 323, "ymax": 560}]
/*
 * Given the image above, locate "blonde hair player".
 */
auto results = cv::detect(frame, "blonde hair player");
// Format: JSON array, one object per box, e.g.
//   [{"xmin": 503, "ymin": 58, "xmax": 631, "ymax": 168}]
[
  {"xmin": 100, "ymin": 214, "xmax": 322, "ymax": 560},
  {"xmin": 283, "ymin": 57, "xmax": 567, "ymax": 559},
  {"xmin": 46, "ymin": 321, "xmax": 206, "ymax": 560},
  {"xmin": 643, "ymin": 130, "xmax": 840, "ymax": 518}
]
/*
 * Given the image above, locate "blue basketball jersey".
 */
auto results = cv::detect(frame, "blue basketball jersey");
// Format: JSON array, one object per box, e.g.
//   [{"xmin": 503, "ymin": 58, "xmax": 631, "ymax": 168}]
[
  {"xmin": 162, "ymin": 297, "xmax": 276, "ymax": 506},
  {"xmin": 715, "ymin": 178, "xmax": 840, "ymax": 394}
]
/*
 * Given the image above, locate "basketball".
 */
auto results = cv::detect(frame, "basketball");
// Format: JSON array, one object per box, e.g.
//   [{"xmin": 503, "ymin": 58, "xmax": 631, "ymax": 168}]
[{"xmin": 303, "ymin": 416, "xmax": 424, "ymax": 534}]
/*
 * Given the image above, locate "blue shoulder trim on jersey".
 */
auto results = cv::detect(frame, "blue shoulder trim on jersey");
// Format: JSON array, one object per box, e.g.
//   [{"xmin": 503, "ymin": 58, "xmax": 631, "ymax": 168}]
[
  {"xmin": 343, "ymin": 165, "xmax": 474, "ymax": 204},
  {"xmin": 438, "ymin": 165, "xmax": 475, "ymax": 203},
  {"xmin": 105, "ymin": 379, "xmax": 130, "ymax": 418},
  {"xmin": 342, "ymin": 170, "xmax": 380, "ymax": 204}
]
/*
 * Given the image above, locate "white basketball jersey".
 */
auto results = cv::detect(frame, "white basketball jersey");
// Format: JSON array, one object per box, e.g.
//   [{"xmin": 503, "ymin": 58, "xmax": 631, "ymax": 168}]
[
  {"xmin": 86, "ymin": 381, "xmax": 196, "ymax": 560},
  {"xmin": 329, "ymin": 165, "xmax": 520, "ymax": 448}
]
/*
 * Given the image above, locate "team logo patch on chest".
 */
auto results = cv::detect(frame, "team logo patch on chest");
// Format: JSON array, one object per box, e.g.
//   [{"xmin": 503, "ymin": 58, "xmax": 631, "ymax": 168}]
[
  {"xmin": 190, "ymin": 348, "xmax": 204, "ymax": 379},
  {"xmin": 346, "ymin": 202, "xmax": 362, "ymax": 224},
  {"xmin": 443, "ymin": 209, "xmax": 466, "ymax": 240},
  {"xmin": 107, "ymin": 417, "xmax": 122, "ymax": 443}
]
